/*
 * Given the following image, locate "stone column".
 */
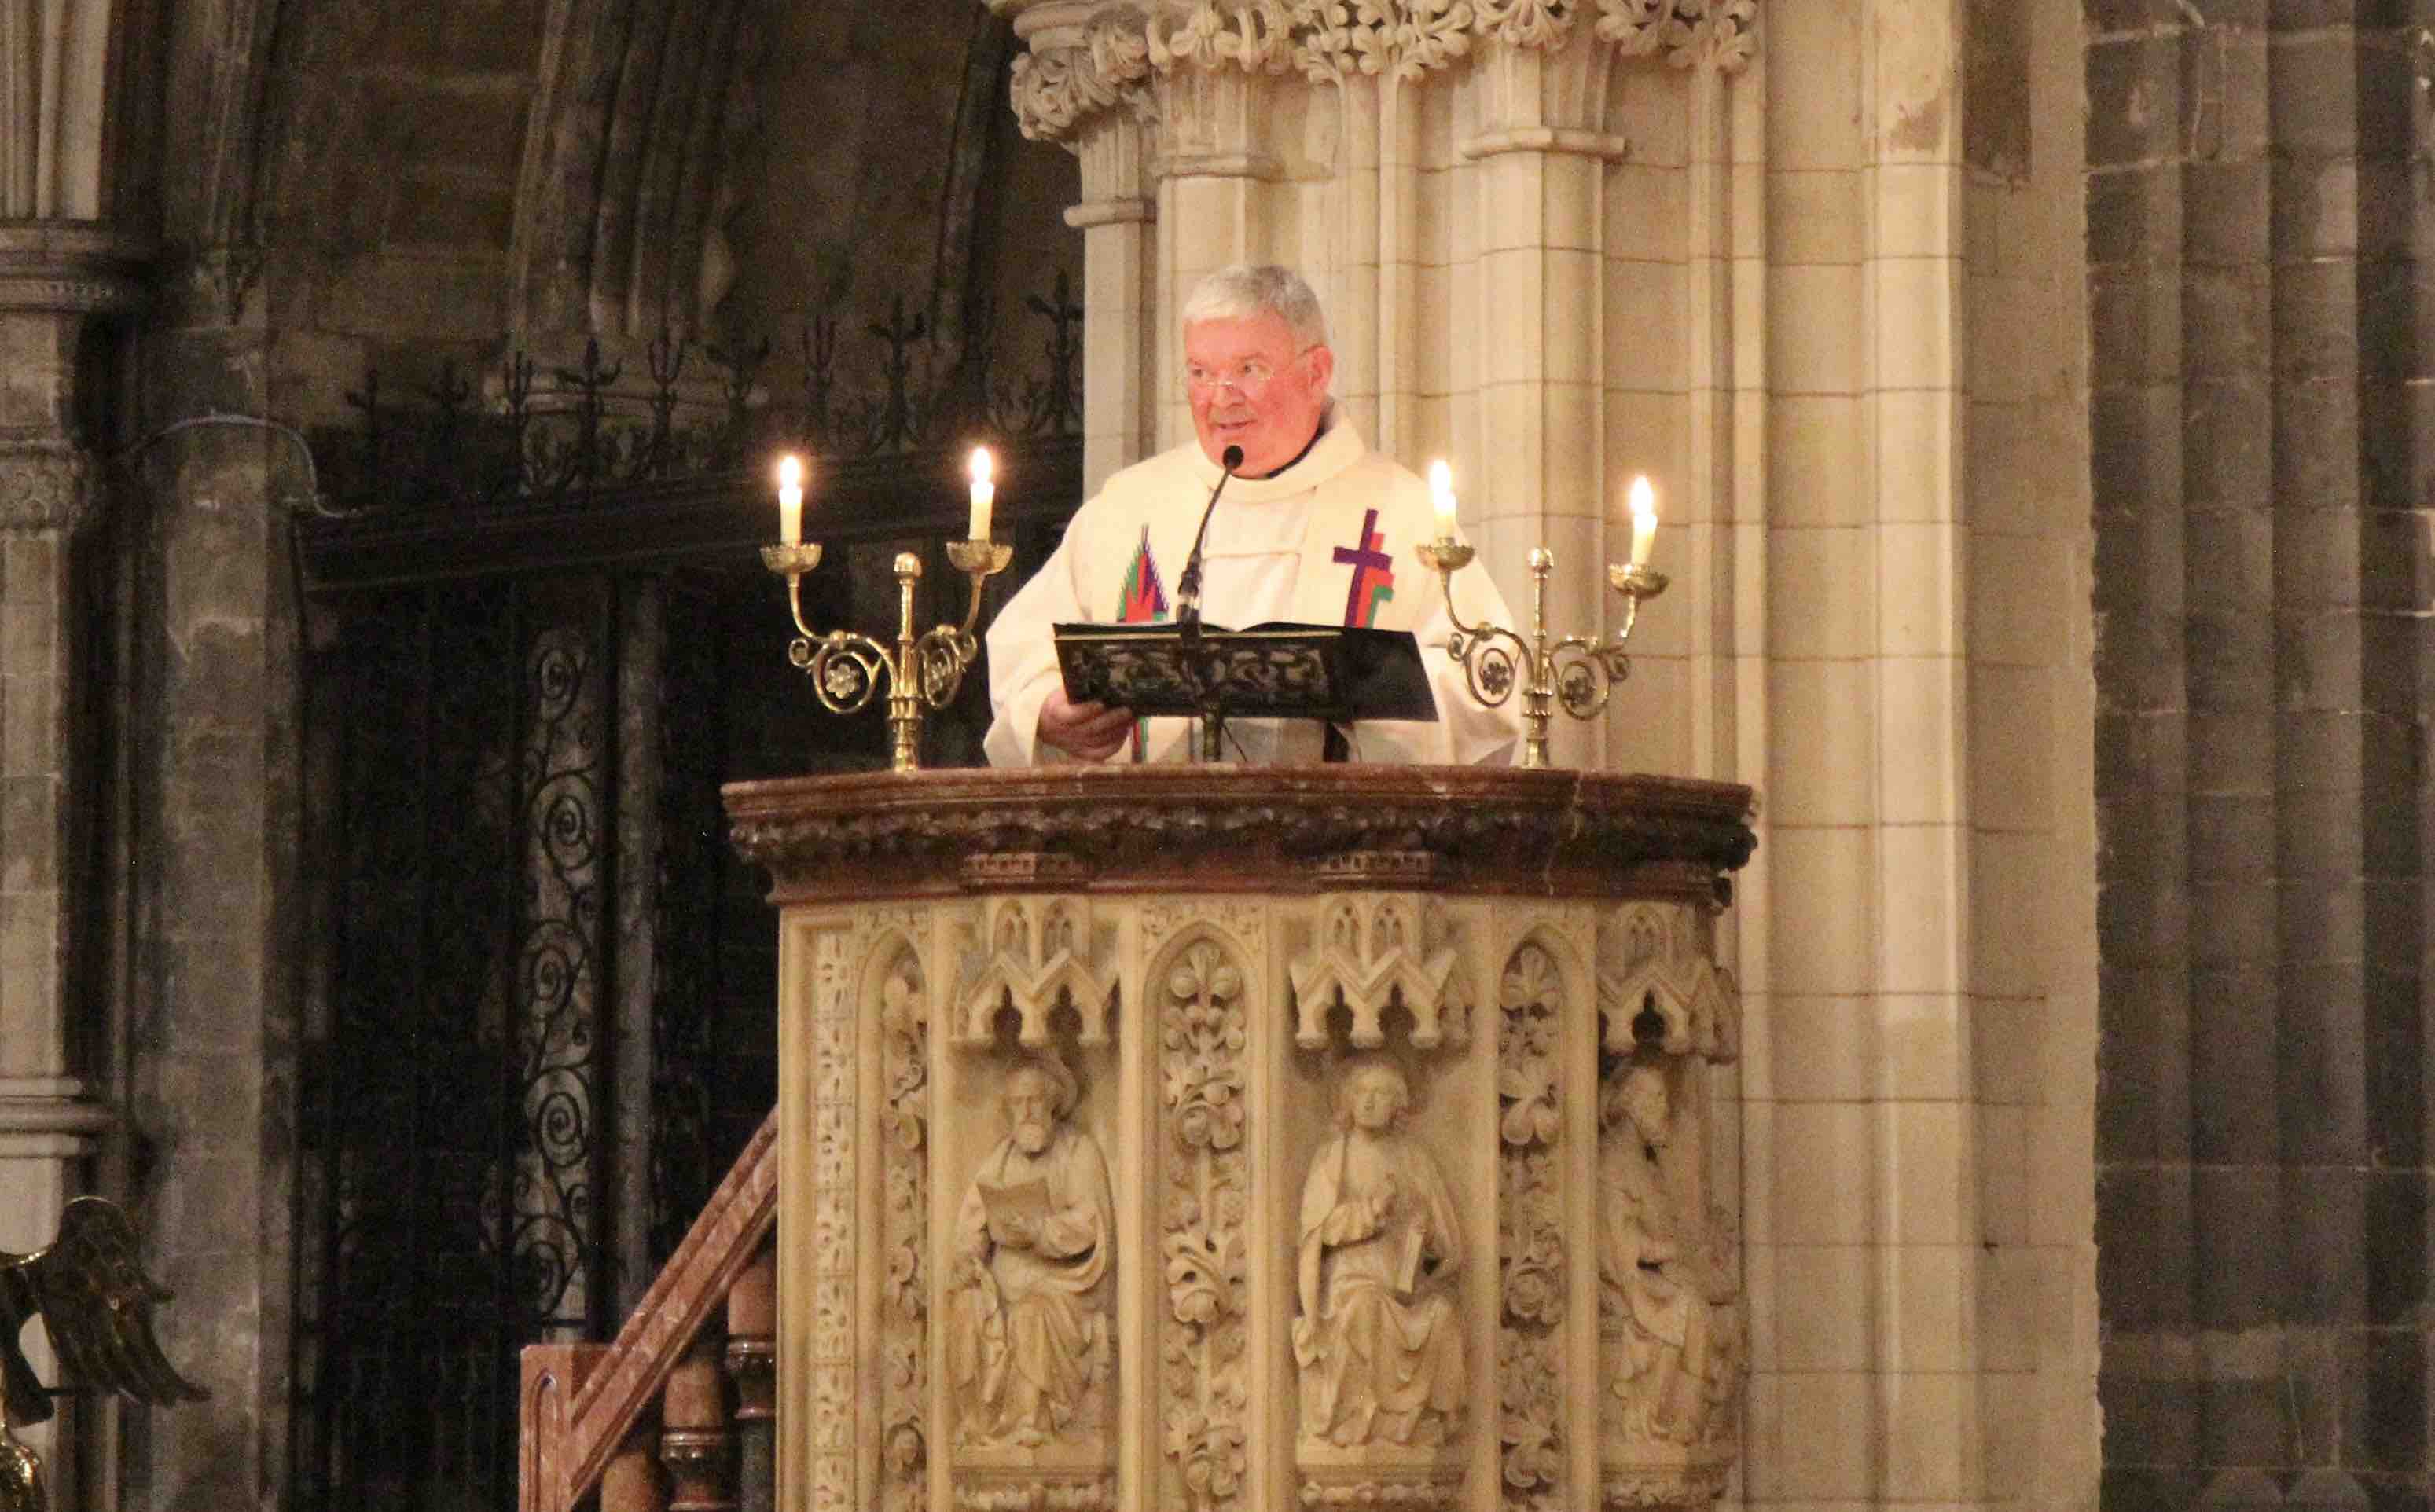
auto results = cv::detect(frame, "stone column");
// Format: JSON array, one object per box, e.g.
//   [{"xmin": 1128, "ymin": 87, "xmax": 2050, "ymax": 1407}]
[
  {"xmin": 1454, "ymin": 25, "xmax": 1629, "ymax": 769},
  {"xmin": 1008, "ymin": 4, "xmax": 1162, "ymax": 490},
  {"xmin": 0, "ymin": 222, "xmax": 145, "ymax": 1506}
]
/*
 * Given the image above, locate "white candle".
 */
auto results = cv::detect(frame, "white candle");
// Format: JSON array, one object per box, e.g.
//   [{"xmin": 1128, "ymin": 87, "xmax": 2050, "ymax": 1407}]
[
  {"xmin": 1628, "ymin": 475, "xmax": 1658, "ymax": 568},
  {"xmin": 1427, "ymin": 459, "xmax": 1457, "ymax": 541},
  {"xmin": 777, "ymin": 454, "xmax": 806, "ymax": 545},
  {"xmin": 968, "ymin": 446, "xmax": 996, "ymax": 541}
]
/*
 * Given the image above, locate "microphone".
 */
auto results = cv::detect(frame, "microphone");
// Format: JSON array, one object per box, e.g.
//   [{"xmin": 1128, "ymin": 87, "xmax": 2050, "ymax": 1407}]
[{"xmin": 1175, "ymin": 443, "xmax": 1243, "ymax": 640}]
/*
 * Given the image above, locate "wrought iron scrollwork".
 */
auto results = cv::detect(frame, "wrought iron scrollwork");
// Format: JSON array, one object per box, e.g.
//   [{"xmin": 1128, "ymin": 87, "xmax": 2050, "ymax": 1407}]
[{"xmin": 318, "ymin": 270, "xmax": 1085, "ymax": 515}]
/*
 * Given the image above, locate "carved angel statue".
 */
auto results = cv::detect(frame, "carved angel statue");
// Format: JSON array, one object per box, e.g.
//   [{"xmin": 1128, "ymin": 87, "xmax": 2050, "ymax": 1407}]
[{"xmin": 0, "ymin": 1197, "xmax": 211, "ymax": 1510}]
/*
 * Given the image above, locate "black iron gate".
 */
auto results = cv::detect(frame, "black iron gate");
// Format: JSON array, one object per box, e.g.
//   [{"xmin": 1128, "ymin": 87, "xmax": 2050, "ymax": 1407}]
[{"xmin": 288, "ymin": 303, "xmax": 1082, "ymax": 1510}]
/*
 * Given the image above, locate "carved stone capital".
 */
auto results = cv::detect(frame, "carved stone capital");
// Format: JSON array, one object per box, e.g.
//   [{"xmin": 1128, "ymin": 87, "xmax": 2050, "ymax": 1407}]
[
  {"xmin": 1594, "ymin": 0, "xmax": 1757, "ymax": 74},
  {"xmin": 0, "ymin": 440, "xmax": 99, "ymax": 534},
  {"xmin": 1010, "ymin": 11, "xmax": 1156, "ymax": 145},
  {"xmin": 0, "ymin": 225, "xmax": 152, "ymax": 315}
]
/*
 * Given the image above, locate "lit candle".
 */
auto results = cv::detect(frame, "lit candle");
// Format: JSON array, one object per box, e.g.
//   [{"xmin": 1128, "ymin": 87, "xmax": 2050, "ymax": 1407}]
[
  {"xmin": 968, "ymin": 446, "xmax": 996, "ymax": 541},
  {"xmin": 777, "ymin": 454, "xmax": 806, "ymax": 545},
  {"xmin": 1628, "ymin": 474, "xmax": 1658, "ymax": 568},
  {"xmin": 1427, "ymin": 459, "xmax": 1457, "ymax": 541}
]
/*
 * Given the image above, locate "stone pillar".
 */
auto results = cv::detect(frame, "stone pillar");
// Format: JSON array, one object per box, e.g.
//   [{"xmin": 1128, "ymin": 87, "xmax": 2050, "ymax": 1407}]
[
  {"xmin": 122, "ymin": 302, "xmax": 304, "ymax": 1511},
  {"xmin": 1009, "ymin": 5, "xmax": 1162, "ymax": 490},
  {"xmin": 2088, "ymin": 6, "xmax": 2429, "ymax": 1508},
  {"xmin": 0, "ymin": 222, "xmax": 145, "ymax": 1506},
  {"xmin": 1455, "ymin": 27, "xmax": 1629, "ymax": 768}
]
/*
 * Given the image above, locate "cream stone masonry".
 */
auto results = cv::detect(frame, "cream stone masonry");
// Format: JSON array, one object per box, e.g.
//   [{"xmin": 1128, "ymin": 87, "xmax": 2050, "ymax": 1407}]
[
  {"xmin": 733, "ymin": 765, "xmax": 1757, "ymax": 1512},
  {"xmin": 990, "ymin": 1, "xmax": 2100, "ymax": 1509}
]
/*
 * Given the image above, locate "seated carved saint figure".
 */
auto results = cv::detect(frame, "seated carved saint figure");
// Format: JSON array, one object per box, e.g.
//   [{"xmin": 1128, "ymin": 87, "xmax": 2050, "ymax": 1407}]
[
  {"xmin": 1599, "ymin": 1060, "xmax": 1741, "ymax": 1444},
  {"xmin": 1294, "ymin": 1058, "xmax": 1466, "ymax": 1449},
  {"xmin": 946, "ymin": 1056, "xmax": 1116, "ymax": 1448}
]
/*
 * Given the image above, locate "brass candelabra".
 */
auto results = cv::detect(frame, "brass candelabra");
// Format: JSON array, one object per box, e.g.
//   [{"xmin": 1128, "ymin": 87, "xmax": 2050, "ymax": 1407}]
[
  {"xmin": 760, "ymin": 537, "xmax": 1013, "ymax": 772},
  {"xmin": 1415, "ymin": 538, "xmax": 1669, "ymax": 769}
]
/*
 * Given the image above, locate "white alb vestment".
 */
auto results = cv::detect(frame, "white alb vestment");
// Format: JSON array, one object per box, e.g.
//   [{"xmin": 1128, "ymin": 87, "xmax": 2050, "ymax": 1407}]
[{"xmin": 982, "ymin": 415, "xmax": 1521, "ymax": 766}]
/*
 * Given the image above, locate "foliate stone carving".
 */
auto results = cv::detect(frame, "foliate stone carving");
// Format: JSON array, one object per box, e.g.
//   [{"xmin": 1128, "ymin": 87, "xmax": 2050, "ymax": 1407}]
[
  {"xmin": 960, "ymin": 898, "xmax": 1119, "ymax": 1048},
  {"xmin": 1598, "ymin": 903, "xmax": 1739, "ymax": 1062},
  {"xmin": 1469, "ymin": 0, "xmax": 1574, "ymax": 53},
  {"xmin": 879, "ymin": 953, "xmax": 931, "ymax": 1510},
  {"xmin": 1009, "ymin": 12, "xmax": 1156, "ymax": 142},
  {"xmin": 1497, "ymin": 943, "xmax": 1568, "ymax": 1508},
  {"xmin": 1147, "ymin": 0, "xmax": 1300, "ymax": 75},
  {"xmin": 1158, "ymin": 939, "xmax": 1251, "ymax": 1508},
  {"xmin": 1289, "ymin": 896, "xmax": 1471, "ymax": 1051},
  {"xmin": 1294, "ymin": 1057, "xmax": 1467, "ymax": 1504},
  {"xmin": 0, "ymin": 441, "xmax": 96, "ymax": 534},
  {"xmin": 1294, "ymin": 0, "xmax": 1477, "ymax": 84},
  {"xmin": 949, "ymin": 1052, "xmax": 1117, "ymax": 1459},
  {"xmin": 807, "ymin": 930, "xmax": 860, "ymax": 1507},
  {"xmin": 1596, "ymin": 1058, "xmax": 1742, "ymax": 1506},
  {"xmin": 1593, "ymin": 0, "xmax": 1756, "ymax": 72}
]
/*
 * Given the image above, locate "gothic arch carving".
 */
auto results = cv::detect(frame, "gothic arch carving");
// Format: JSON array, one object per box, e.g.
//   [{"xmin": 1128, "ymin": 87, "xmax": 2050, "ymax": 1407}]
[
  {"xmin": 957, "ymin": 896, "xmax": 1120, "ymax": 1048},
  {"xmin": 1287, "ymin": 894, "xmax": 1474, "ymax": 1051},
  {"xmin": 1597, "ymin": 903, "xmax": 1739, "ymax": 1062}
]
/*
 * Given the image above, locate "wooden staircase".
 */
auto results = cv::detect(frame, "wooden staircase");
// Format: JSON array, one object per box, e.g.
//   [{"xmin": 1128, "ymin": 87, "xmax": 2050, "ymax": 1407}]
[{"xmin": 520, "ymin": 1110, "xmax": 777, "ymax": 1512}]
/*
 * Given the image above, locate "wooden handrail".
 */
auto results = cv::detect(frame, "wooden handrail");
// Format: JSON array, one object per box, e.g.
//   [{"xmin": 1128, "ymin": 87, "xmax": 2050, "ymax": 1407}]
[{"xmin": 520, "ymin": 1109, "xmax": 778, "ymax": 1512}]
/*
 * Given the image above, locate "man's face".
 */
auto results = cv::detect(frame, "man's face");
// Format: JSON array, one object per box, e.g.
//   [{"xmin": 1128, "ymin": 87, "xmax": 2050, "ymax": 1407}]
[
  {"xmin": 1184, "ymin": 312, "xmax": 1335, "ymax": 477},
  {"xmin": 1006, "ymin": 1071, "xmax": 1057, "ymax": 1154}
]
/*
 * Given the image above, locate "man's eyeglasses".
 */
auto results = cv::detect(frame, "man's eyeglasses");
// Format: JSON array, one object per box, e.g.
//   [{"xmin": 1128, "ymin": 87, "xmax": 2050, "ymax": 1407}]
[{"xmin": 1183, "ymin": 347, "xmax": 1313, "ymax": 401}]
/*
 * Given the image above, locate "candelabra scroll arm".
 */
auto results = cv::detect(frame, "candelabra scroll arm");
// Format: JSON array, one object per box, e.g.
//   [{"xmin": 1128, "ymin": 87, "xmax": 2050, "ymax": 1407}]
[
  {"xmin": 1548, "ymin": 632, "xmax": 1628, "ymax": 721},
  {"xmin": 801, "ymin": 632, "xmax": 887, "ymax": 714}
]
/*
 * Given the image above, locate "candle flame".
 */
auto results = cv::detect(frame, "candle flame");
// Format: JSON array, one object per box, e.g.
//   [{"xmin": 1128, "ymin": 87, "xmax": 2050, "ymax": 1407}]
[
  {"xmin": 1629, "ymin": 474, "xmax": 1655, "ymax": 519},
  {"xmin": 969, "ymin": 446, "xmax": 994, "ymax": 485},
  {"xmin": 777, "ymin": 454, "xmax": 805, "ymax": 490},
  {"xmin": 1428, "ymin": 459, "xmax": 1453, "ymax": 507}
]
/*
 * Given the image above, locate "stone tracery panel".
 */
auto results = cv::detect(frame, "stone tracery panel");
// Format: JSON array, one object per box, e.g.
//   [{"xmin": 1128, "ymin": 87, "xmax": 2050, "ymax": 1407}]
[{"xmin": 1288, "ymin": 894, "xmax": 1474, "ymax": 1051}]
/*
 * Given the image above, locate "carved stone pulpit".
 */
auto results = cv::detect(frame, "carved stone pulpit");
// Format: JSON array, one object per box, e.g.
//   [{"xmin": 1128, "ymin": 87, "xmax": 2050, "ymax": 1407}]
[{"xmin": 725, "ymin": 765, "xmax": 1756, "ymax": 1512}]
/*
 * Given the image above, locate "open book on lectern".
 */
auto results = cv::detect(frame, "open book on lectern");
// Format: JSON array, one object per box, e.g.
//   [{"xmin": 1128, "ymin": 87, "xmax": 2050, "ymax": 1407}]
[{"xmin": 1052, "ymin": 622, "xmax": 1439, "ymax": 724}]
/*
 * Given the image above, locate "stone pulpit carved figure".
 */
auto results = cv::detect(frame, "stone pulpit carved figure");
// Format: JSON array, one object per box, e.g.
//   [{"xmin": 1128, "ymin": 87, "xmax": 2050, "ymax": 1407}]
[
  {"xmin": 1599, "ymin": 1060, "xmax": 1741, "ymax": 1445},
  {"xmin": 946, "ymin": 1055, "xmax": 1116, "ymax": 1448},
  {"xmin": 1293, "ymin": 1057, "xmax": 1465, "ymax": 1449}
]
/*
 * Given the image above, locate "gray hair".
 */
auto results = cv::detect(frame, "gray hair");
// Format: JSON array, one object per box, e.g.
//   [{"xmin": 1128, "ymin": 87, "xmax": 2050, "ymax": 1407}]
[{"xmin": 1181, "ymin": 264, "xmax": 1330, "ymax": 350}]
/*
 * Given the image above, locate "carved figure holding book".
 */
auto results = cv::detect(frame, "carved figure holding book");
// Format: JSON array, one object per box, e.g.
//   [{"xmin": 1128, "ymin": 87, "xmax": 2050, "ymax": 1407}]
[
  {"xmin": 946, "ymin": 1055, "xmax": 1115, "ymax": 1448},
  {"xmin": 1294, "ymin": 1057, "xmax": 1466, "ymax": 1448},
  {"xmin": 1599, "ymin": 1059, "xmax": 1742, "ymax": 1444}
]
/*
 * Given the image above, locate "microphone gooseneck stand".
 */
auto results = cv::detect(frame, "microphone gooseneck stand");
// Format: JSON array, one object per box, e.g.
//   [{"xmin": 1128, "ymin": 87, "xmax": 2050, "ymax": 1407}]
[{"xmin": 1176, "ymin": 445, "xmax": 1242, "ymax": 762}]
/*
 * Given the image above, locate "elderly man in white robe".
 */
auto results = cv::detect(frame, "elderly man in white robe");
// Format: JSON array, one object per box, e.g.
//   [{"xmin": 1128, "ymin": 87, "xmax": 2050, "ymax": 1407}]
[{"xmin": 983, "ymin": 263, "xmax": 1522, "ymax": 766}]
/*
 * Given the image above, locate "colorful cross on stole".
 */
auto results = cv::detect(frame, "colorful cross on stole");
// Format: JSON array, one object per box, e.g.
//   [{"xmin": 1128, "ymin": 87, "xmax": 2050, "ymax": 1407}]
[
  {"xmin": 1115, "ymin": 525, "xmax": 1168, "ymax": 760},
  {"xmin": 1331, "ymin": 508, "xmax": 1396, "ymax": 628}
]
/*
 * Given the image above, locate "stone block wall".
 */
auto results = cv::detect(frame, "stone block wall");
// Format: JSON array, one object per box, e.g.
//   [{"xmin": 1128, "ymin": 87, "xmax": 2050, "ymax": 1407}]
[{"xmin": 2087, "ymin": 6, "xmax": 2435, "ymax": 1509}]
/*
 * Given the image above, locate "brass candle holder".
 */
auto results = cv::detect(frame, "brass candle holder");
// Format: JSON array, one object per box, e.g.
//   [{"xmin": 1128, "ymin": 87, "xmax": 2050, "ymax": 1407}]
[
  {"xmin": 760, "ymin": 536, "xmax": 1014, "ymax": 772},
  {"xmin": 1416, "ymin": 538, "xmax": 1669, "ymax": 769}
]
